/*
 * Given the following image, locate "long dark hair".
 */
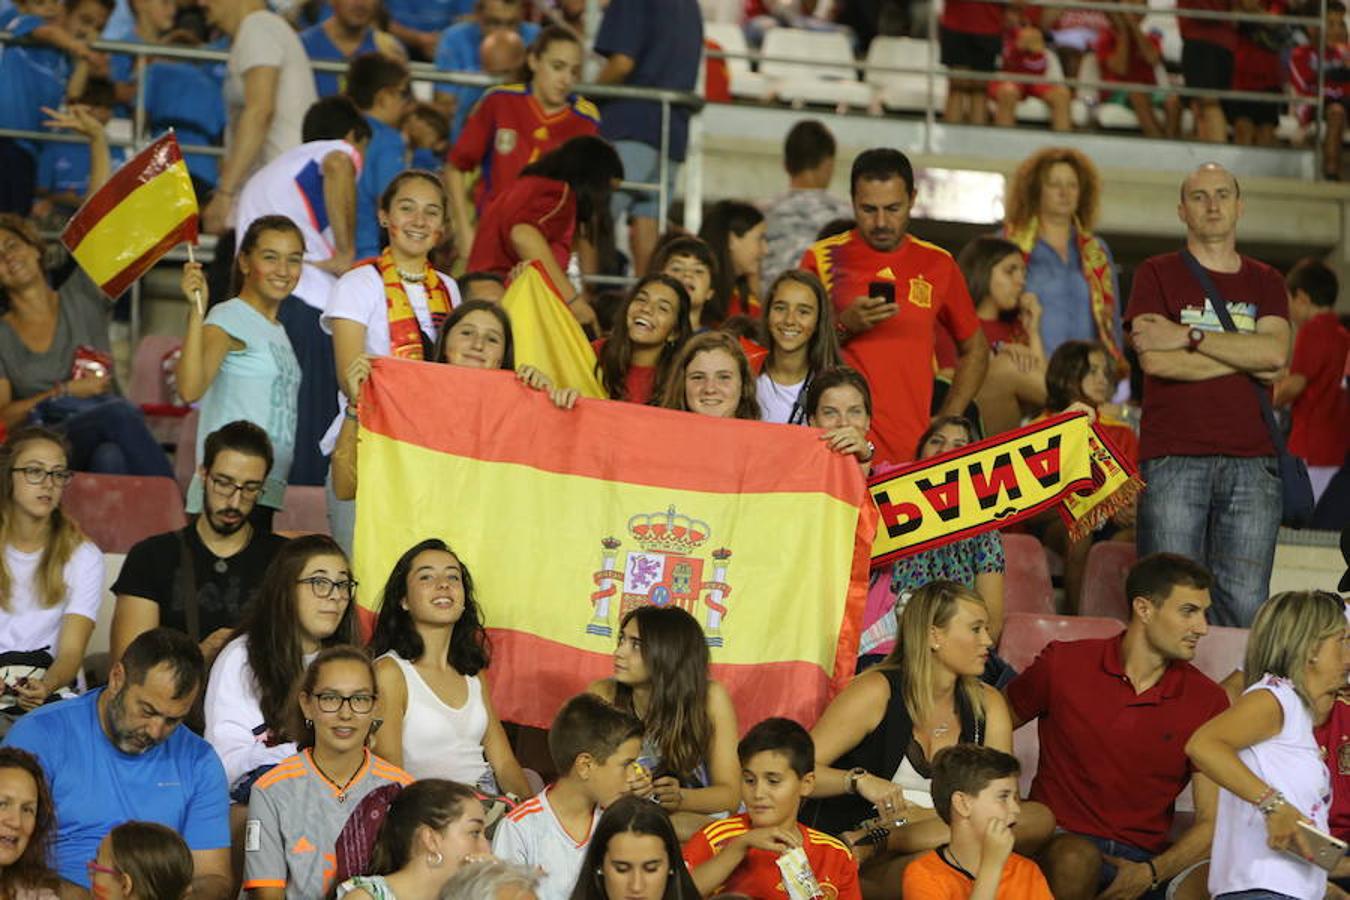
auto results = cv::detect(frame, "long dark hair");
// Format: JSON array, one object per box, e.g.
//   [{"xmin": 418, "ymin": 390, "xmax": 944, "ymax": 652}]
[
  {"xmin": 568, "ymin": 796, "xmax": 699, "ymax": 900},
  {"xmin": 432, "ymin": 300, "xmax": 515, "ymax": 371},
  {"xmin": 612, "ymin": 607, "xmax": 712, "ymax": 781},
  {"xmin": 108, "ymin": 822, "xmax": 193, "ymax": 900},
  {"xmin": 1045, "ymin": 340, "xmax": 1107, "ymax": 413},
  {"xmin": 0, "ymin": 748, "xmax": 58, "ymax": 896},
  {"xmin": 698, "ymin": 200, "xmax": 764, "ymax": 325},
  {"xmin": 956, "ymin": 235, "xmax": 1023, "ymax": 307},
  {"xmin": 761, "ymin": 270, "xmax": 841, "ymax": 384},
  {"xmin": 520, "ymin": 135, "xmax": 623, "ymax": 250},
  {"xmin": 596, "ymin": 275, "xmax": 692, "ymax": 402},
  {"xmin": 241, "ymin": 535, "xmax": 357, "ymax": 740},
  {"xmin": 369, "ymin": 539, "xmax": 491, "ymax": 676},
  {"xmin": 367, "ymin": 779, "xmax": 480, "ymax": 875},
  {"xmin": 291, "ymin": 645, "xmax": 378, "ymax": 750},
  {"xmin": 231, "ymin": 214, "xmax": 305, "ymax": 297}
]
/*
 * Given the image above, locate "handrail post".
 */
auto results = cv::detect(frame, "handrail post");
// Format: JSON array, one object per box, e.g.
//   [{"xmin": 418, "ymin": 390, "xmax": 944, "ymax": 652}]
[
  {"xmin": 925, "ymin": 0, "xmax": 938, "ymax": 154},
  {"xmin": 1317, "ymin": 0, "xmax": 1328, "ymax": 179},
  {"xmin": 659, "ymin": 97, "xmax": 671, "ymax": 233},
  {"xmin": 684, "ymin": 104, "xmax": 704, "ymax": 234}
]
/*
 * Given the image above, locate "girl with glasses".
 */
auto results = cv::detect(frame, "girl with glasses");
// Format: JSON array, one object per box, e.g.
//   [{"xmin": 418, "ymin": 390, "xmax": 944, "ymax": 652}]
[
  {"xmin": 243, "ymin": 645, "xmax": 412, "ymax": 900},
  {"xmin": 369, "ymin": 540, "xmax": 531, "ymax": 799},
  {"xmin": 87, "ymin": 821, "xmax": 192, "ymax": 900},
  {"xmin": 175, "ymin": 215, "xmax": 305, "ymax": 534},
  {"xmin": 204, "ymin": 535, "xmax": 357, "ymax": 806},
  {"xmin": 0, "ymin": 427, "xmax": 102, "ymax": 718}
]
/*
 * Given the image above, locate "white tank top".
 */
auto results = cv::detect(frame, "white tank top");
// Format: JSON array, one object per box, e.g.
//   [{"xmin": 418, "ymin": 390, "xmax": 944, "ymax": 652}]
[{"xmin": 383, "ymin": 653, "xmax": 493, "ymax": 789}]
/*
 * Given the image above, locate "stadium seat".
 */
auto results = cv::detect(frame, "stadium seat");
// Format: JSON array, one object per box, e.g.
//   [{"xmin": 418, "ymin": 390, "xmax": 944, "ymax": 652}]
[
  {"xmin": 1139, "ymin": 12, "xmax": 1183, "ymax": 66},
  {"xmin": 1079, "ymin": 540, "xmax": 1137, "ymax": 621},
  {"xmin": 174, "ymin": 408, "xmax": 199, "ymax": 496},
  {"xmin": 703, "ymin": 22, "xmax": 773, "ymax": 100},
  {"xmin": 1192, "ymin": 625, "xmax": 1248, "ymax": 685},
  {"xmin": 1001, "ymin": 533, "xmax": 1056, "ymax": 616},
  {"xmin": 128, "ymin": 334, "xmax": 189, "ymax": 445},
  {"xmin": 997, "ymin": 611, "xmax": 1125, "ymax": 672},
  {"xmin": 62, "ymin": 474, "xmax": 186, "ymax": 554},
  {"xmin": 759, "ymin": 29, "xmax": 874, "ymax": 108},
  {"xmin": 274, "ymin": 485, "xmax": 331, "ymax": 536},
  {"xmin": 865, "ymin": 36, "xmax": 948, "ymax": 112}
]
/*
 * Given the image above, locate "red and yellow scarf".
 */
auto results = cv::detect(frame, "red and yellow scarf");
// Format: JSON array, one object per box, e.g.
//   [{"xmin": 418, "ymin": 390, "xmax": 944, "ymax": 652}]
[
  {"xmin": 1007, "ymin": 217, "xmax": 1127, "ymax": 377},
  {"xmin": 376, "ymin": 247, "xmax": 452, "ymax": 361}
]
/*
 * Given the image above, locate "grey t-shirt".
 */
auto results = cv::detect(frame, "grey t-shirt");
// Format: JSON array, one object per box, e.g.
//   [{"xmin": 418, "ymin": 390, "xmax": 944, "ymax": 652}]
[{"xmin": 0, "ymin": 268, "xmax": 111, "ymax": 400}]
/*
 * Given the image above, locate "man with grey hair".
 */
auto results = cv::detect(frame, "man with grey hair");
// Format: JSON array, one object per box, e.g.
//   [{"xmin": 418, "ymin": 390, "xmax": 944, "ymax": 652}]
[
  {"xmin": 440, "ymin": 860, "xmax": 541, "ymax": 900},
  {"xmin": 1125, "ymin": 162, "xmax": 1292, "ymax": 627}
]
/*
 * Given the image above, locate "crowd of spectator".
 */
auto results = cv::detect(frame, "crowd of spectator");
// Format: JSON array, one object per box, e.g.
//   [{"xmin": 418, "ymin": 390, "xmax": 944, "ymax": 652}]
[{"xmin": 0, "ymin": 1, "xmax": 1346, "ymax": 900}]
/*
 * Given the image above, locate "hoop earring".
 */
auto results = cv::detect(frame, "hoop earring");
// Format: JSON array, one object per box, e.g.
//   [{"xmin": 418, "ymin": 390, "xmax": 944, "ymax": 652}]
[{"xmin": 427, "ymin": 851, "xmax": 443, "ymax": 868}]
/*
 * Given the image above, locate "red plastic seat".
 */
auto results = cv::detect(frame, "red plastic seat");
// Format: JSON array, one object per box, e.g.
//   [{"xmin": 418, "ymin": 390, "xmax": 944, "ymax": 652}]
[
  {"xmin": 1192, "ymin": 625, "xmax": 1249, "ymax": 685},
  {"xmin": 997, "ymin": 611, "xmax": 1125, "ymax": 673},
  {"xmin": 128, "ymin": 335, "xmax": 189, "ymax": 446},
  {"xmin": 1079, "ymin": 541, "xmax": 1138, "ymax": 622},
  {"xmin": 173, "ymin": 408, "xmax": 199, "ymax": 496},
  {"xmin": 1001, "ymin": 533, "xmax": 1056, "ymax": 616},
  {"xmin": 274, "ymin": 485, "xmax": 330, "ymax": 536},
  {"xmin": 62, "ymin": 473, "xmax": 186, "ymax": 554}
]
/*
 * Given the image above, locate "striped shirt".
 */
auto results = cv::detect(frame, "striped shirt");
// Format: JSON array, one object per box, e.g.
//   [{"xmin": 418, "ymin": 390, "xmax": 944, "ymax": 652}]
[{"xmin": 492, "ymin": 787, "xmax": 601, "ymax": 900}]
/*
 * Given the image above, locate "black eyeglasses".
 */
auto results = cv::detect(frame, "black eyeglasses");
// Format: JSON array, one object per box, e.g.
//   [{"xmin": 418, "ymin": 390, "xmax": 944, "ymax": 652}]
[
  {"xmin": 11, "ymin": 465, "xmax": 74, "ymax": 487},
  {"xmin": 296, "ymin": 576, "xmax": 358, "ymax": 599},
  {"xmin": 312, "ymin": 692, "xmax": 376, "ymax": 714},
  {"xmin": 208, "ymin": 474, "xmax": 264, "ymax": 499}
]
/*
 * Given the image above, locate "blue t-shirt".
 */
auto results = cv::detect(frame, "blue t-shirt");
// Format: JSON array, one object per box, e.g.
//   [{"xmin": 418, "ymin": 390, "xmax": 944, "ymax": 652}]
[
  {"xmin": 355, "ymin": 114, "xmax": 408, "ymax": 259},
  {"xmin": 5, "ymin": 690, "xmax": 230, "ymax": 888},
  {"xmin": 0, "ymin": 15, "xmax": 72, "ymax": 157},
  {"xmin": 37, "ymin": 141, "xmax": 127, "ymax": 207},
  {"xmin": 144, "ymin": 58, "xmax": 228, "ymax": 187},
  {"xmin": 1025, "ymin": 230, "xmax": 1122, "ymax": 361},
  {"xmin": 385, "ymin": 0, "xmax": 472, "ymax": 34},
  {"xmin": 299, "ymin": 22, "xmax": 379, "ymax": 98},
  {"xmin": 593, "ymin": 0, "xmax": 702, "ymax": 161},
  {"xmin": 411, "ymin": 146, "xmax": 442, "ymax": 170},
  {"xmin": 433, "ymin": 20, "xmax": 540, "ymax": 139}
]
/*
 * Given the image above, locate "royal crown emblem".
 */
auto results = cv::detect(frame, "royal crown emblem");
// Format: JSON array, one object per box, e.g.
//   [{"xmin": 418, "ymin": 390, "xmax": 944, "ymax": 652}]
[{"xmin": 588, "ymin": 505, "xmax": 734, "ymax": 647}]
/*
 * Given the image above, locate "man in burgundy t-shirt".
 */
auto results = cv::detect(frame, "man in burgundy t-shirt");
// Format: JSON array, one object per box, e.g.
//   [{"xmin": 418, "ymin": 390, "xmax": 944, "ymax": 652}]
[{"xmin": 1126, "ymin": 163, "xmax": 1291, "ymax": 627}]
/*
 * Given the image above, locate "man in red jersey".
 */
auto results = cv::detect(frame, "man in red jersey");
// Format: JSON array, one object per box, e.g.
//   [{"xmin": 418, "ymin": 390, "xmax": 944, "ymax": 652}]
[{"xmin": 800, "ymin": 148, "xmax": 989, "ymax": 465}]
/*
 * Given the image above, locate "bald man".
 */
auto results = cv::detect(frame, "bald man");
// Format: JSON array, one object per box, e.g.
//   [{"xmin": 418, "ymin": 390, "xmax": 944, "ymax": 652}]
[
  {"xmin": 1124, "ymin": 163, "xmax": 1292, "ymax": 627},
  {"xmin": 432, "ymin": 0, "xmax": 540, "ymax": 138},
  {"xmin": 480, "ymin": 29, "xmax": 527, "ymax": 81}
]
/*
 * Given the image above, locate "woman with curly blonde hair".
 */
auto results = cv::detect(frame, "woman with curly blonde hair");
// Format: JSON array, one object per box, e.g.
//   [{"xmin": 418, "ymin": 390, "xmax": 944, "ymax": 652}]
[{"xmin": 1003, "ymin": 148, "xmax": 1126, "ymax": 383}]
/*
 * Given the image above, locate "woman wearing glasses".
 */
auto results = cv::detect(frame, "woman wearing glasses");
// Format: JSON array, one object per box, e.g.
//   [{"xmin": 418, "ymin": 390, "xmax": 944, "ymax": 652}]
[
  {"xmin": 204, "ymin": 535, "xmax": 358, "ymax": 803},
  {"xmin": 177, "ymin": 215, "xmax": 304, "ymax": 533},
  {"xmin": 0, "ymin": 427, "xmax": 102, "ymax": 716},
  {"xmin": 369, "ymin": 539, "xmax": 531, "ymax": 798},
  {"xmin": 243, "ymin": 645, "xmax": 412, "ymax": 900}
]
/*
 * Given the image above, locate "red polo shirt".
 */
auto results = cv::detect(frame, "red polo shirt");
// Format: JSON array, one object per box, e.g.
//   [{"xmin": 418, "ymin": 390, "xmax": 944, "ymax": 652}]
[
  {"xmin": 1006, "ymin": 635, "xmax": 1229, "ymax": 853},
  {"xmin": 1288, "ymin": 310, "xmax": 1350, "ymax": 467}
]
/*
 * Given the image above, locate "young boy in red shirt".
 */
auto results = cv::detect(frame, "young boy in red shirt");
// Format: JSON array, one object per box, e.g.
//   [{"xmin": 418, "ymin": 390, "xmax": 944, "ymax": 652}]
[
  {"xmin": 1290, "ymin": 1, "xmax": 1350, "ymax": 178},
  {"xmin": 903, "ymin": 745, "xmax": 1053, "ymax": 899},
  {"xmin": 683, "ymin": 718, "xmax": 861, "ymax": 900},
  {"xmin": 1095, "ymin": 0, "xmax": 1181, "ymax": 138},
  {"xmin": 990, "ymin": 21, "xmax": 1073, "ymax": 131}
]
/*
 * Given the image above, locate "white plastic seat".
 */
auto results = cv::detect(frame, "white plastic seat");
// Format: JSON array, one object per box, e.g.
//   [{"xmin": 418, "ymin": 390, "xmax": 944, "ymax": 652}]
[
  {"xmin": 1139, "ymin": 12, "xmax": 1183, "ymax": 66},
  {"xmin": 760, "ymin": 28, "xmax": 874, "ymax": 108},
  {"xmin": 865, "ymin": 35, "xmax": 947, "ymax": 112},
  {"xmin": 704, "ymin": 21, "xmax": 773, "ymax": 101}
]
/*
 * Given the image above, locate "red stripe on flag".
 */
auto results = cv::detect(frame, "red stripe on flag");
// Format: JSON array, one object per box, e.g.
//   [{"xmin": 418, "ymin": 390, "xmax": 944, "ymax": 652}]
[
  {"xmin": 362, "ymin": 359, "xmax": 870, "ymax": 505},
  {"xmin": 96, "ymin": 216, "xmax": 197, "ymax": 297},
  {"xmin": 62, "ymin": 133, "xmax": 185, "ymax": 251},
  {"xmin": 486, "ymin": 630, "xmax": 841, "ymax": 731}
]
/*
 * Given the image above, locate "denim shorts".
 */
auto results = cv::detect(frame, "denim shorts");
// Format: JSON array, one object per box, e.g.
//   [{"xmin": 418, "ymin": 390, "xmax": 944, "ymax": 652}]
[{"xmin": 610, "ymin": 139, "xmax": 681, "ymax": 221}]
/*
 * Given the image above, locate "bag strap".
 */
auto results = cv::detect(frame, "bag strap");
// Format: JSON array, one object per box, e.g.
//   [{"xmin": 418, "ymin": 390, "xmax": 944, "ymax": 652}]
[
  {"xmin": 176, "ymin": 526, "xmax": 201, "ymax": 643},
  {"xmin": 1176, "ymin": 249, "xmax": 1290, "ymax": 458}
]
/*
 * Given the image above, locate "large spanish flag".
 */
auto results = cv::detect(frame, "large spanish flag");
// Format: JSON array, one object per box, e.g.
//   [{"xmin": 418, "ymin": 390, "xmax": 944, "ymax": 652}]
[
  {"xmin": 61, "ymin": 132, "xmax": 197, "ymax": 298},
  {"xmin": 354, "ymin": 359, "xmax": 877, "ymax": 730}
]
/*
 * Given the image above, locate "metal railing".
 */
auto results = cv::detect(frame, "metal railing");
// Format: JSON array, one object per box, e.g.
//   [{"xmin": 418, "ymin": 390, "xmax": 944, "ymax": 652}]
[{"xmin": 0, "ymin": 30, "xmax": 704, "ymax": 336}]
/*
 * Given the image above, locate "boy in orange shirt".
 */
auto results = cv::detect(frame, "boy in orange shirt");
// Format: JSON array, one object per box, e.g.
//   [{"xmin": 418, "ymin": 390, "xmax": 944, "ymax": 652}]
[
  {"xmin": 903, "ymin": 745, "xmax": 1053, "ymax": 899},
  {"xmin": 683, "ymin": 718, "xmax": 860, "ymax": 899}
]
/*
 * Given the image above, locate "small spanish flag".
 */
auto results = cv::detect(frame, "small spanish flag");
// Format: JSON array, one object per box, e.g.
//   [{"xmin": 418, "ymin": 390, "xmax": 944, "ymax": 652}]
[
  {"xmin": 60, "ymin": 132, "xmax": 198, "ymax": 298},
  {"xmin": 501, "ymin": 260, "xmax": 607, "ymax": 399}
]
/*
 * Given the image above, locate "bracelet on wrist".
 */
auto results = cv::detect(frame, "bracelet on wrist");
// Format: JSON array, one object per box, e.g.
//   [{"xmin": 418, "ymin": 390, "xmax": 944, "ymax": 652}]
[
  {"xmin": 1256, "ymin": 787, "xmax": 1286, "ymax": 817},
  {"xmin": 1145, "ymin": 858, "xmax": 1159, "ymax": 890},
  {"xmin": 343, "ymin": 405, "xmax": 359, "ymax": 422}
]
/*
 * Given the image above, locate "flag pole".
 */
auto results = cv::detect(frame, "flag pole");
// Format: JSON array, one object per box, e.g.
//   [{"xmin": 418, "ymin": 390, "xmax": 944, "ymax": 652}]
[{"xmin": 185, "ymin": 243, "xmax": 203, "ymax": 318}]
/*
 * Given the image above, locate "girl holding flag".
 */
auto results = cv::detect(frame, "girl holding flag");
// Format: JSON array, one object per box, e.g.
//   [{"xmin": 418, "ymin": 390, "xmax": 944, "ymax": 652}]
[
  {"xmin": 594, "ymin": 274, "xmax": 692, "ymax": 404},
  {"xmin": 176, "ymin": 215, "xmax": 304, "ymax": 531}
]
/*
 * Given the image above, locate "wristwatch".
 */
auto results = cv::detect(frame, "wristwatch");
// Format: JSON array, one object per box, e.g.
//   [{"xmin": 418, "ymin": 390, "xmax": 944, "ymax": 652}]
[
  {"xmin": 845, "ymin": 767, "xmax": 867, "ymax": 794},
  {"xmin": 1186, "ymin": 326, "xmax": 1205, "ymax": 352}
]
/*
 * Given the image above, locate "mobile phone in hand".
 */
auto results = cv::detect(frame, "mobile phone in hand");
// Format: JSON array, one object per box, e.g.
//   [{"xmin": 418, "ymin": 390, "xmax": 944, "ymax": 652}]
[
  {"xmin": 869, "ymin": 281, "xmax": 896, "ymax": 304},
  {"xmin": 1284, "ymin": 821, "xmax": 1347, "ymax": 872}
]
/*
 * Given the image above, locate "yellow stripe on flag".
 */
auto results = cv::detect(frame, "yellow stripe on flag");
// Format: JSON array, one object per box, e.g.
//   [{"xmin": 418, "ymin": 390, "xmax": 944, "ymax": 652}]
[
  {"xmin": 501, "ymin": 262, "xmax": 607, "ymax": 398},
  {"xmin": 70, "ymin": 158, "xmax": 196, "ymax": 288}
]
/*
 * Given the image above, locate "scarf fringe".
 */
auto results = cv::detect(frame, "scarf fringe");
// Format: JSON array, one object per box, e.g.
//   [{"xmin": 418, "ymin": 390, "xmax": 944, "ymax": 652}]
[{"xmin": 1066, "ymin": 474, "xmax": 1144, "ymax": 543}]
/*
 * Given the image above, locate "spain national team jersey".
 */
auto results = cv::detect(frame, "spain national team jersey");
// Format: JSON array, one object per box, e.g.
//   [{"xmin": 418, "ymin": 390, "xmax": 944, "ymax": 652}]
[
  {"xmin": 243, "ymin": 749, "xmax": 412, "ymax": 899},
  {"xmin": 448, "ymin": 83, "xmax": 600, "ymax": 213},
  {"xmin": 682, "ymin": 813, "xmax": 861, "ymax": 900},
  {"xmin": 800, "ymin": 231, "xmax": 980, "ymax": 465}
]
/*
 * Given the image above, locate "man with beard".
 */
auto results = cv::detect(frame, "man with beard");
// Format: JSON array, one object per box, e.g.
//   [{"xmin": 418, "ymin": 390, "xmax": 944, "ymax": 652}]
[
  {"xmin": 110, "ymin": 421, "xmax": 289, "ymax": 666},
  {"xmin": 800, "ymin": 148, "xmax": 989, "ymax": 464},
  {"xmin": 300, "ymin": 0, "xmax": 408, "ymax": 99},
  {"xmin": 4, "ymin": 628, "xmax": 230, "ymax": 897}
]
